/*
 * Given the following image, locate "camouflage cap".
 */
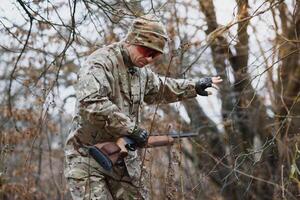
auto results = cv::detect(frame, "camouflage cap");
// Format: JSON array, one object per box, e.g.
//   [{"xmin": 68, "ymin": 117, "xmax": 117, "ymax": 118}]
[{"xmin": 125, "ymin": 14, "xmax": 168, "ymax": 53}]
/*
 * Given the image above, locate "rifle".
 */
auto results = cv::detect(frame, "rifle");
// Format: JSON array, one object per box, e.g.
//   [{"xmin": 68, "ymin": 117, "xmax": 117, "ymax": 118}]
[{"xmin": 88, "ymin": 132, "xmax": 198, "ymax": 171}]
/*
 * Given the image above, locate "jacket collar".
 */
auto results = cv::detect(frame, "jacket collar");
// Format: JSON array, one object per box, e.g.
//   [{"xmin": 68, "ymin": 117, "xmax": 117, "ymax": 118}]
[{"xmin": 120, "ymin": 43, "xmax": 138, "ymax": 75}]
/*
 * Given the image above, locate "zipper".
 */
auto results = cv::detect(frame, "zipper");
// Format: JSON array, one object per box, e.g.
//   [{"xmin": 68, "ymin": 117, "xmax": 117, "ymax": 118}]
[{"xmin": 127, "ymin": 72, "xmax": 133, "ymax": 114}]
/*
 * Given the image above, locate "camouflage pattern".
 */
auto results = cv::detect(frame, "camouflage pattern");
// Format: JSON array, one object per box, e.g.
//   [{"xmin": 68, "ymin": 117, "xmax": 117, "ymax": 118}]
[
  {"xmin": 65, "ymin": 145, "xmax": 149, "ymax": 200},
  {"xmin": 125, "ymin": 14, "xmax": 168, "ymax": 53},
  {"xmin": 64, "ymin": 41, "xmax": 197, "ymax": 199}
]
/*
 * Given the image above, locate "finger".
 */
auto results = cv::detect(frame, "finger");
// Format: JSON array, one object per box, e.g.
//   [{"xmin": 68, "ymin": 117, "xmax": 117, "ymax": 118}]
[
  {"xmin": 212, "ymin": 80, "xmax": 223, "ymax": 84},
  {"xmin": 212, "ymin": 77, "xmax": 223, "ymax": 83},
  {"xmin": 215, "ymin": 76, "xmax": 222, "ymax": 80},
  {"xmin": 211, "ymin": 84, "xmax": 220, "ymax": 90}
]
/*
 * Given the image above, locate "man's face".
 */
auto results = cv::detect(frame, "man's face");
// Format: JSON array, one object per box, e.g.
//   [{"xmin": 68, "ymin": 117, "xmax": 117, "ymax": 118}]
[{"xmin": 129, "ymin": 45, "xmax": 162, "ymax": 68}]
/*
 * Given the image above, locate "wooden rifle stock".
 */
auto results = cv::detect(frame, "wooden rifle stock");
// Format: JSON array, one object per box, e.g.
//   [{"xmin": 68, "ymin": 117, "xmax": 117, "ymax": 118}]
[
  {"xmin": 147, "ymin": 135, "xmax": 175, "ymax": 147},
  {"xmin": 116, "ymin": 138, "xmax": 129, "ymax": 156}
]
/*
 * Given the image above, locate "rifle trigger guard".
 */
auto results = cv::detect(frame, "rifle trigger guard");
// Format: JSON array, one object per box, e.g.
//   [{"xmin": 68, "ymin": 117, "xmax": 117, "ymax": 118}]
[
  {"xmin": 125, "ymin": 143, "xmax": 137, "ymax": 151},
  {"xmin": 123, "ymin": 137, "xmax": 137, "ymax": 151}
]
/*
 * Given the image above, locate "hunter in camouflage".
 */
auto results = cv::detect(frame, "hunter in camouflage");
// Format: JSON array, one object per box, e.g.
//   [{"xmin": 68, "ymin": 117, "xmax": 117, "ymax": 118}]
[{"xmin": 64, "ymin": 14, "xmax": 222, "ymax": 200}]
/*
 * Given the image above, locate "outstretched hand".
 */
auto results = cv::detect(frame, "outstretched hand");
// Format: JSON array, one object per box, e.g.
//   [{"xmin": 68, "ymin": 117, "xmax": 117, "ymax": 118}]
[
  {"xmin": 211, "ymin": 76, "xmax": 223, "ymax": 91},
  {"xmin": 195, "ymin": 76, "xmax": 223, "ymax": 96}
]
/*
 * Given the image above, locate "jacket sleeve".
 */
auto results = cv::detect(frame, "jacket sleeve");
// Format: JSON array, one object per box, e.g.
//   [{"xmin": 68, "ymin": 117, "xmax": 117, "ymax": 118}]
[
  {"xmin": 75, "ymin": 63, "xmax": 135, "ymax": 136},
  {"xmin": 144, "ymin": 68, "xmax": 197, "ymax": 104}
]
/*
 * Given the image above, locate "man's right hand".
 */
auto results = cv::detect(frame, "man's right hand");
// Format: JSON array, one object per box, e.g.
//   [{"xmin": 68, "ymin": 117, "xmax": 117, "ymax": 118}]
[{"xmin": 128, "ymin": 127, "xmax": 149, "ymax": 147}]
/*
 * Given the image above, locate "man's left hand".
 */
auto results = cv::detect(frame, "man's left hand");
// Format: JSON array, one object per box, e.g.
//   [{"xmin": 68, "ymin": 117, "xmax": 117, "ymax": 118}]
[{"xmin": 195, "ymin": 76, "xmax": 223, "ymax": 96}]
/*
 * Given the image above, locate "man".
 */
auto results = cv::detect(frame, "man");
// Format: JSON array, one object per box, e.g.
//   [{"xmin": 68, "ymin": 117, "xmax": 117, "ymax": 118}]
[{"xmin": 64, "ymin": 14, "xmax": 222, "ymax": 200}]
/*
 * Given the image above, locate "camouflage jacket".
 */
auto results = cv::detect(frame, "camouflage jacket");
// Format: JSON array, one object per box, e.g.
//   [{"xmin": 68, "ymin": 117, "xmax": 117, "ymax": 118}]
[{"xmin": 65, "ymin": 42, "xmax": 197, "ymax": 151}]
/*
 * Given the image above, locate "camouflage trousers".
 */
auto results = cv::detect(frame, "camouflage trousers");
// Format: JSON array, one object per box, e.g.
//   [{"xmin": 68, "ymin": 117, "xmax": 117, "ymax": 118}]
[{"xmin": 64, "ymin": 144, "xmax": 149, "ymax": 200}]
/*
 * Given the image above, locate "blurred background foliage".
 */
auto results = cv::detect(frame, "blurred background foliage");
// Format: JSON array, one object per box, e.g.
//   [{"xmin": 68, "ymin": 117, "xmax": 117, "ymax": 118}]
[{"xmin": 0, "ymin": 0, "xmax": 299, "ymax": 199}]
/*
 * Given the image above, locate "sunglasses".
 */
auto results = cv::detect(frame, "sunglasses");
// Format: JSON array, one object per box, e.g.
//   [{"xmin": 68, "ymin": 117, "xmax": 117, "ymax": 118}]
[{"xmin": 136, "ymin": 46, "xmax": 162, "ymax": 58}]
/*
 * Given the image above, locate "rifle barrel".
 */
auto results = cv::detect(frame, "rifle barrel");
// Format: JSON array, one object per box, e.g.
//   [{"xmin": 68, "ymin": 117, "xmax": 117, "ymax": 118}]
[
  {"xmin": 151, "ymin": 132, "xmax": 198, "ymax": 138},
  {"xmin": 170, "ymin": 132, "xmax": 198, "ymax": 138}
]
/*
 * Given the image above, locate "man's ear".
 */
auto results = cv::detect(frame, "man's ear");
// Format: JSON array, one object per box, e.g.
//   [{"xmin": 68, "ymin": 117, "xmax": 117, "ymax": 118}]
[{"xmin": 124, "ymin": 43, "xmax": 134, "ymax": 54}]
